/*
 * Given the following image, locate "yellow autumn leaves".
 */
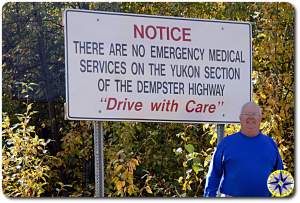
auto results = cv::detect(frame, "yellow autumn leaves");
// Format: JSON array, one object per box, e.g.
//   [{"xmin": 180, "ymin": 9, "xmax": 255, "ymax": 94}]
[{"xmin": 109, "ymin": 153, "xmax": 141, "ymax": 196}]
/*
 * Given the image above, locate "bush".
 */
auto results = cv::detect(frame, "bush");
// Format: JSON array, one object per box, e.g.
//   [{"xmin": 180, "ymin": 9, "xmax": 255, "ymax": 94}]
[{"xmin": 2, "ymin": 104, "xmax": 52, "ymax": 197}]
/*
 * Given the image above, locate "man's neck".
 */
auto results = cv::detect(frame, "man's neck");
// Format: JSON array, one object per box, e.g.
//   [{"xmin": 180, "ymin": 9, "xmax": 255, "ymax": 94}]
[{"xmin": 240, "ymin": 129, "xmax": 260, "ymax": 137}]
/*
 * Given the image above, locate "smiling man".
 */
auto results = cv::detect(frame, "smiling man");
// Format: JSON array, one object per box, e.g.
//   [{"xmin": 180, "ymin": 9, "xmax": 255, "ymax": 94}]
[{"xmin": 204, "ymin": 102, "xmax": 283, "ymax": 197}]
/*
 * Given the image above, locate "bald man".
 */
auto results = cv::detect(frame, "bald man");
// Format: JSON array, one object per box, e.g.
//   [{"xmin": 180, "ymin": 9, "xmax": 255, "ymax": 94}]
[{"xmin": 204, "ymin": 102, "xmax": 283, "ymax": 197}]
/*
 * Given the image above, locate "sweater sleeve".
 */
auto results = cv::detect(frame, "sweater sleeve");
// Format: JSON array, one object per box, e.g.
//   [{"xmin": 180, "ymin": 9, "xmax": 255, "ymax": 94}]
[
  {"xmin": 270, "ymin": 138, "xmax": 284, "ymax": 170},
  {"xmin": 203, "ymin": 141, "xmax": 224, "ymax": 197}
]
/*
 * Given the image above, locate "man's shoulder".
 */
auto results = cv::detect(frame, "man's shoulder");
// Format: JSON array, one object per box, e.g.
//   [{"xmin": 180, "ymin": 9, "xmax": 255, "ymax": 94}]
[
  {"xmin": 219, "ymin": 132, "xmax": 240, "ymax": 145},
  {"xmin": 258, "ymin": 132, "xmax": 276, "ymax": 142},
  {"xmin": 260, "ymin": 133, "xmax": 278, "ymax": 146},
  {"xmin": 224, "ymin": 132, "xmax": 240, "ymax": 140}
]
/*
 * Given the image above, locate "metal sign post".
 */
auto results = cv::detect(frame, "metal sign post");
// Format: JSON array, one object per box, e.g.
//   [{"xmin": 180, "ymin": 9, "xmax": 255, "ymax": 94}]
[
  {"xmin": 217, "ymin": 124, "xmax": 225, "ymax": 144},
  {"xmin": 93, "ymin": 121, "xmax": 104, "ymax": 197}
]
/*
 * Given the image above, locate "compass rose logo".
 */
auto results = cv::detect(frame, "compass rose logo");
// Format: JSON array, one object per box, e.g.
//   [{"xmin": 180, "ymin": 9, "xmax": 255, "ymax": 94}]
[{"xmin": 267, "ymin": 170, "xmax": 294, "ymax": 197}]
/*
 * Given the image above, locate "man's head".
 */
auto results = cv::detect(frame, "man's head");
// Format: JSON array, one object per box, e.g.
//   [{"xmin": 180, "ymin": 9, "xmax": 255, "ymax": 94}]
[{"xmin": 239, "ymin": 102, "xmax": 262, "ymax": 137}]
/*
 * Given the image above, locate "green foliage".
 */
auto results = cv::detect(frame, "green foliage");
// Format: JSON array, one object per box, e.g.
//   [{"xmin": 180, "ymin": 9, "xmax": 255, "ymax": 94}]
[
  {"xmin": 2, "ymin": 2, "xmax": 294, "ymax": 197},
  {"xmin": 173, "ymin": 125, "xmax": 214, "ymax": 197},
  {"xmin": 55, "ymin": 121, "xmax": 94, "ymax": 197}
]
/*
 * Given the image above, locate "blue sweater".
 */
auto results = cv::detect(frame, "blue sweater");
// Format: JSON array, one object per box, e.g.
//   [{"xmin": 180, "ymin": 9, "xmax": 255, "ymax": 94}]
[{"xmin": 204, "ymin": 132, "xmax": 283, "ymax": 197}]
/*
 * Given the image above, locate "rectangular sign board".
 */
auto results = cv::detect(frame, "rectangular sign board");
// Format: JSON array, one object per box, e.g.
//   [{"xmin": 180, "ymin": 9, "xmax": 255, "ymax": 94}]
[{"xmin": 64, "ymin": 9, "xmax": 252, "ymax": 123}]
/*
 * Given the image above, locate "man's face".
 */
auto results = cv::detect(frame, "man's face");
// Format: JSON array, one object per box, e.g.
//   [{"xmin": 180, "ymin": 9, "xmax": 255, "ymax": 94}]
[{"xmin": 239, "ymin": 105, "xmax": 262, "ymax": 135}]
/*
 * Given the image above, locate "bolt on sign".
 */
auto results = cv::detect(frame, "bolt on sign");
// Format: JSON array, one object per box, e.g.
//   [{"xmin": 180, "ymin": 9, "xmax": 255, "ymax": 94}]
[{"xmin": 64, "ymin": 9, "xmax": 252, "ymax": 123}]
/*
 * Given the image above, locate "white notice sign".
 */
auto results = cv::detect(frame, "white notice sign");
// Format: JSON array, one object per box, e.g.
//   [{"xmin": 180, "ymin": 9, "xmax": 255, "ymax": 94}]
[{"xmin": 64, "ymin": 9, "xmax": 252, "ymax": 123}]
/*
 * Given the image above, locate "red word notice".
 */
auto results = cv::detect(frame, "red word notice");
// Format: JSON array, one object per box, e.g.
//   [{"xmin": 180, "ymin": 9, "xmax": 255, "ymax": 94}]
[{"xmin": 133, "ymin": 24, "xmax": 191, "ymax": 41}]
